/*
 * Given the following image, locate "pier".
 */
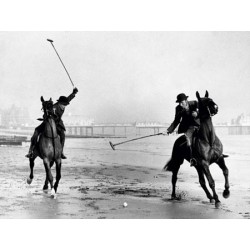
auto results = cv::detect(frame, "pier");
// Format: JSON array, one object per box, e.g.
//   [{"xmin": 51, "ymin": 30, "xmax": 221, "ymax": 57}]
[
  {"xmin": 66, "ymin": 124, "xmax": 136, "ymax": 137},
  {"xmin": 0, "ymin": 124, "xmax": 250, "ymax": 140}
]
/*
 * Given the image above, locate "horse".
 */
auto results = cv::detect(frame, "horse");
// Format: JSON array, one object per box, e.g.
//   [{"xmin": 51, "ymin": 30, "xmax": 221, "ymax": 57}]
[
  {"xmin": 27, "ymin": 96, "xmax": 62, "ymax": 198},
  {"xmin": 164, "ymin": 91, "xmax": 230, "ymax": 208}
]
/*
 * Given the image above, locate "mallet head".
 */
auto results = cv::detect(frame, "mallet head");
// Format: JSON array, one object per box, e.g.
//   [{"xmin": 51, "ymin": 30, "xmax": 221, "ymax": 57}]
[
  {"xmin": 47, "ymin": 39, "xmax": 54, "ymax": 43},
  {"xmin": 109, "ymin": 141, "xmax": 115, "ymax": 150}
]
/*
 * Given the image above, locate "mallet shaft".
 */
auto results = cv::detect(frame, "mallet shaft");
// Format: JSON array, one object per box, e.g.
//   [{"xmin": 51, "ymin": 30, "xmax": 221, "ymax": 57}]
[
  {"xmin": 109, "ymin": 132, "xmax": 163, "ymax": 150},
  {"xmin": 47, "ymin": 39, "xmax": 75, "ymax": 87}
]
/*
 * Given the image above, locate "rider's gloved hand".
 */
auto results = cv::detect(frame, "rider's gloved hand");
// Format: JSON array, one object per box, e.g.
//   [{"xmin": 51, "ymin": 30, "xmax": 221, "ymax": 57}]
[
  {"xmin": 163, "ymin": 131, "xmax": 171, "ymax": 136},
  {"xmin": 73, "ymin": 88, "xmax": 78, "ymax": 94},
  {"xmin": 192, "ymin": 111, "xmax": 198, "ymax": 118}
]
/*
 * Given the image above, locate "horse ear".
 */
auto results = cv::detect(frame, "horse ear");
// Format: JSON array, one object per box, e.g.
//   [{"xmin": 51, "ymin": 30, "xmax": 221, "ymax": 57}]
[
  {"xmin": 49, "ymin": 97, "xmax": 52, "ymax": 101},
  {"xmin": 196, "ymin": 91, "xmax": 201, "ymax": 101},
  {"xmin": 205, "ymin": 90, "xmax": 209, "ymax": 98},
  {"xmin": 41, "ymin": 96, "xmax": 44, "ymax": 102}
]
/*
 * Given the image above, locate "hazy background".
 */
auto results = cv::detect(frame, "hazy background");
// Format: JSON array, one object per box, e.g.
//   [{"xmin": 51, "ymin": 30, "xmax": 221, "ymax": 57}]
[{"xmin": 0, "ymin": 31, "xmax": 249, "ymax": 124}]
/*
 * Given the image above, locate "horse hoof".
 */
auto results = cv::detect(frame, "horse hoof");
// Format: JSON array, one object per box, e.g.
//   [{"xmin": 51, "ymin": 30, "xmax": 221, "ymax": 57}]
[
  {"xmin": 50, "ymin": 189, "xmax": 56, "ymax": 199},
  {"xmin": 52, "ymin": 194, "xmax": 57, "ymax": 199},
  {"xmin": 223, "ymin": 190, "xmax": 230, "ymax": 199},
  {"xmin": 215, "ymin": 201, "xmax": 221, "ymax": 209},
  {"xmin": 210, "ymin": 199, "xmax": 215, "ymax": 204},
  {"xmin": 27, "ymin": 178, "xmax": 32, "ymax": 185},
  {"xmin": 171, "ymin": 194, "xmax": 178, "ymax": 200}
]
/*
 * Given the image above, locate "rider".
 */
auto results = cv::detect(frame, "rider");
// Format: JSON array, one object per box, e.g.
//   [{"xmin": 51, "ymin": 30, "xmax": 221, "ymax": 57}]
[
  {"xmin": 25, "ymin": 87, "xmax": 78, "ymax": 159},
  {"xmin": 165, "ymin": 93, "xmax": 200, "ymax": 166}
]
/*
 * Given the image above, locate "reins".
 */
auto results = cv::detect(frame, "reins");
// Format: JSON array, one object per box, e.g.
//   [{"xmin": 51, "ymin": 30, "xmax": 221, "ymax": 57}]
[
  {"xmin": 47, "ymin": 118, "xmax": 56, "ymax": 159},
  {"xmin": 42, "ymin": 115, "xmax": 58, "ymax": 159}
]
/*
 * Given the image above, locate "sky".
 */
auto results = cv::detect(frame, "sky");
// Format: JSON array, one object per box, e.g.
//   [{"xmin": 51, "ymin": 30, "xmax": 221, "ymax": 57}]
[{"xmin": 1, "ymin": 31, "xmax": 250, "ymax": 124}]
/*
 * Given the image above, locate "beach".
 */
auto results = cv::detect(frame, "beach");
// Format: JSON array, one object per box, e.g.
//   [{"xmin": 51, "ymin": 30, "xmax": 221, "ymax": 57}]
[{"xmin": 0, "ymin": 134, "xmax": 249, "ymax": 219}]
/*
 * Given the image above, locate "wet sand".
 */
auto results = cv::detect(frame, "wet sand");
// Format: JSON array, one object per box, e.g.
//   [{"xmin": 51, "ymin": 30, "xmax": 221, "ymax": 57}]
[{"xmin": 0, "ymin": 134, "xmax": 249, "ymax": 219}]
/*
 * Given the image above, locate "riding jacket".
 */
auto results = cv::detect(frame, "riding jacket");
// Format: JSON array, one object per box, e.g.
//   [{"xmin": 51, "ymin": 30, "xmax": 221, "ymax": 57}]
[
  {"xmin": 167, "ymin": 100, "xmax": 200, "ymax": 134},
  {"xmin": 53, "ymin": 92, "xmax": 76, "ymax": 131}
]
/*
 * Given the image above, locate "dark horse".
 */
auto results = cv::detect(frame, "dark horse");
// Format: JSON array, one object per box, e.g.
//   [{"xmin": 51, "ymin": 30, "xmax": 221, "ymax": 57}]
[
  {"xmin": 164, "ymin": 91, "xmax": 230, "ymax": 208},
  {"xmin": 27, "ymin": 97, "xmax": 62, "ymax": 198}
]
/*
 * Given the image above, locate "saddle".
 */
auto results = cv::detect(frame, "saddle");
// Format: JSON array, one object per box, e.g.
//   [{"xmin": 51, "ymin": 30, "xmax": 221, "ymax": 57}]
[{"xmin": 180, "ymin": 127, "xmax": 199, "ymax": 149}]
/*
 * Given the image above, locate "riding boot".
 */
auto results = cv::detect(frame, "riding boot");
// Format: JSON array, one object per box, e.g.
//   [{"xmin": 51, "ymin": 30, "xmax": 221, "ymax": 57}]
[
  {"xmin": 25, "ymin": 144, "xmax": 35, "ymax": 158},
  {"xmin": 60, "ymin": 131, "xmax": 67, "ymax": 159},
  {"xmin": 25, "ymin": 130, "xmax": 39, "ymax": 158},
  {"xmin": 188, "ymin": 146, "xmax": 197, "ymax": 167}
]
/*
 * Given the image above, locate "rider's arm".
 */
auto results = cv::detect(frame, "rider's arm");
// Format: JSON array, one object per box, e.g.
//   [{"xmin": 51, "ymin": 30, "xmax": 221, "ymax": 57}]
[
  {"xmin": 167, "ymin": 106, "xmax": 183, "ymax": 134},
  {"xmin": 67, "ymin": 88, "xmax": 78, "ymax": 103},
  {"xmin": 191, "ymin": 101, "xmax": 199, "ymax": 118}
]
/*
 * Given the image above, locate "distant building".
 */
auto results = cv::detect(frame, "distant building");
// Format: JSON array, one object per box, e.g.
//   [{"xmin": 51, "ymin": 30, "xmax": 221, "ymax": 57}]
[
  {"xmin": 135, "ymin": 121, "xmax": 169, "ymax": 127},
  {"xmin": 232, "ymin": 113, "xmax": 250, "ymax": 125},
  {"xmin": 0, "ymin": 105, "xmax": 31, "ymax": 128}
]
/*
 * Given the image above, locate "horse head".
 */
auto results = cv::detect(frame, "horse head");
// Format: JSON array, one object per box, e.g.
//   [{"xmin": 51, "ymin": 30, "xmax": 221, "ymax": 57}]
[
  {"xmin": 41, "ymin": 96, "xmax": 54, "ymax": 119},
  {"xmin": 196, "ymin": 90, "xmax": 218, "ymax": 119}
]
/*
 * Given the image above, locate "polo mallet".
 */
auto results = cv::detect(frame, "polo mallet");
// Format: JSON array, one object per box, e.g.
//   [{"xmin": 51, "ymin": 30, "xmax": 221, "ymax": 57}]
[
  {"xmin": 47, "ymin": 39, "xmax": 75, "ymax": 87},
  {"xmin": 109, "ymin": 133, "xmax": 163, "ymax": 150}
]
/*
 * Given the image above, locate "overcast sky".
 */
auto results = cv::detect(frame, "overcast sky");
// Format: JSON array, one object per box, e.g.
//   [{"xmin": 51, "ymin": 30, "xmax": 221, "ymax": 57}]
[{"xmin": 0, "ymin": 31, "xmax": 249, "ymax": 124}]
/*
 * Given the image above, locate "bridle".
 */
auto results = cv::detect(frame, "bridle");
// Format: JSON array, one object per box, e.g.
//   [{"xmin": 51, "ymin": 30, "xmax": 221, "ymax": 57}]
[
  {"xmin": 200, "ymin": 99, "xmax": 217, "ymax": 118},
  {"xmin": 207, "ymin": 106, "xmax": 212, "ymax": 117},
  {"xmin": 42, "ymin": 101, "xmax": 58, "ymax": 139}
]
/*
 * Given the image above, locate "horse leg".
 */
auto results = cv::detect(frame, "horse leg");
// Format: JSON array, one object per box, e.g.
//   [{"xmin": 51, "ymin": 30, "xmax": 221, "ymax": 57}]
[
  {"xmin": 43, "ymin": 176, "xmax": 49, "ymax": 191},
  {"xmin": 164, "ymin": 157, "xmax": 181, "ymax": 200},
  {"xmin": 54, "ymin": 159, "xmax": 62, "ymax": 193},
  {"xmin": 216, "ymin": 156, "xmax": 230, "ymax": 199},
  {"xmin": 203, "ymin": 163, "xmax": 221, "ymax": 208},
  {"xmin": 27, "ymin": 157, "xmax": 36, "ymax": 185},
  {"xmin": 196, "ymin": 168, "xmax": 214, "ymax": 203},
  {"xmin": 43, "ymin": 158, "xmax": 54, "ymax": 197},
  {"xmin": 170, "ymin": 168, "xmax": 180, "ymax": 200},
  {"xmin": 43, "ymin": 161, "xmax": 54, "ymax": 191}
]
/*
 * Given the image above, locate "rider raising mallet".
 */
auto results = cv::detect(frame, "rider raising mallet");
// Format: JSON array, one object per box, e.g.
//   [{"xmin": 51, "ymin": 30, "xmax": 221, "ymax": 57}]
[
  {"xmin": 26, "ymin": 39, "xmax": 80, "ymax": 160},
  {"xmin": 25, "ymin": 87, "xmax": 78, "ymax": 159}
]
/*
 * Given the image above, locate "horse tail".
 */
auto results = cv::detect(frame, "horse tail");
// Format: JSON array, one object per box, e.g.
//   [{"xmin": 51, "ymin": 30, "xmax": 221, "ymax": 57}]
[
  {"xmin": 163, "ymin": 163, "xmax": 168, "ymax": 171},
  {"xmin": 163, "ymin": 135, "xmax": 185, "ymax": 172},
  {"xmin": 163, "ymin": 159, "xmax": 179, "ymax": 172}
]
